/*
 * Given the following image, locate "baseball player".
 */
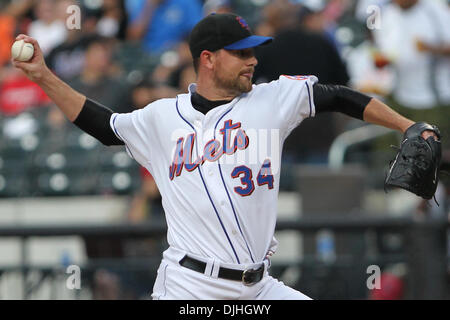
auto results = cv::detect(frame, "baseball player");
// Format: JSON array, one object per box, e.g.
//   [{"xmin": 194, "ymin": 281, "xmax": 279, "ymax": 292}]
[{"xmin": 12, "ymin": 13, "xmax": 439, "ymax": 300}]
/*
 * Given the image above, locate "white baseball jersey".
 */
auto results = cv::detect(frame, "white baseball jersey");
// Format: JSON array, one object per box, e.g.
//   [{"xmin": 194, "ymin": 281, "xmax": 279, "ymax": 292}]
[{"xmin": 110, "ymin": 75, "xmax": 317, "ymax": 266}]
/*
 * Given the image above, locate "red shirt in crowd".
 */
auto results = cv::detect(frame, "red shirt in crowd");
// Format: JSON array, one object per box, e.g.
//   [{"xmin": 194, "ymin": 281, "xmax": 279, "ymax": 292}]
[{"xmin": 0, "ymin": 71, "xmax": 51, "ymax": 115}]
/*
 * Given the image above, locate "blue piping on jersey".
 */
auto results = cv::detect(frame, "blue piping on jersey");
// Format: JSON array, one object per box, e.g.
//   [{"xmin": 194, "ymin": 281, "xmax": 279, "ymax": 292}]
[
  {"xmin": 214, "ymin": 107, "xmax": 256, "ymax": 263},
  {"xmin": 175, "ymin": 96, "xmax": 241, "ymax": 264},
  {"xmin": 112, "ymin": 114, "xmax": 136, "ymax": 160},
  {"xmin": 160, "ymin": 264, "xmax": 168, "ymax": 300},
  {"xmin": 112, "ymin": 115, "xmax": 123, "ymax": 141},
  {"xmin": 306, "ymin": 81, "xmax": 312, "ymax": 117}
]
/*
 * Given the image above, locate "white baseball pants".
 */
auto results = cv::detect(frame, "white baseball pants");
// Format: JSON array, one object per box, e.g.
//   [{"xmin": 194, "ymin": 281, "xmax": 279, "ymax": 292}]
[{"xmin": 151, "ymin": 247, "xmax": 311, "ymax": 300}]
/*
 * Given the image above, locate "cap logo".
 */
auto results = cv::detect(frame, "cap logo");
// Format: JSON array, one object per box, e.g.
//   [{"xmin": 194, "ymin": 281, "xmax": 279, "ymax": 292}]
[{"xmin": 236, "ymin": 16, "xmax": 250, "ymax": 31}]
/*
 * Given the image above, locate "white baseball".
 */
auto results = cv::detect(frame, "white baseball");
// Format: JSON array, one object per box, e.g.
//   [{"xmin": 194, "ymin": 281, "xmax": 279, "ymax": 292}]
[{"xmin": 11, "ymin": 40, "xmax": 35, "ymax": 62}]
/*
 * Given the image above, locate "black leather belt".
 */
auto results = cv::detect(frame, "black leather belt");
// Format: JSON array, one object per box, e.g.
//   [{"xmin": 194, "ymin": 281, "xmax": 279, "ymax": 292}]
[{"xmin": 179, "ymin": 255, "xmax": 264, "ymax": 286}]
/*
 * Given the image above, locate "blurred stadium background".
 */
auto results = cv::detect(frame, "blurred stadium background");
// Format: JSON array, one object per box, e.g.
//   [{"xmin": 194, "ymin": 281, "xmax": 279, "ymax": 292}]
[{"xmin": 0, "ymin": 0, "xmax": 449, "ymax": 300}]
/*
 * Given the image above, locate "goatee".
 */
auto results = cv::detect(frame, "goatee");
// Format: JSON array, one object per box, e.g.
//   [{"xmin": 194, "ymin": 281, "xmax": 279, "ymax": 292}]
[{"xmin": 214, "ymin": 73, "xmax": 252, "ymax": 96}]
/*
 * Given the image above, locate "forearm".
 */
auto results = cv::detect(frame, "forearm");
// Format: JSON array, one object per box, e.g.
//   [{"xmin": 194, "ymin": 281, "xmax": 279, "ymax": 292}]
[
  {"xmin": 37, "ymin": 69, "xmax": 86, "ymax": 122},
  {"xmin": 39, "ymin": 75, "xmax": 122, "ymax": 145},
  {"xmin": 313, "ymin": 84, "xmax": 414, "ymax": 133},
  {"xmin": 419, "ymin": 42, "xmax": 450, "ymax": 56},
  {"xmin": 363, "ymin": 98, "xmax": 414, "ymax": 133},
  {"xmin": 313, "ymin": 84, "xmax": 370, "ymax": 119},
  {"xmin": 73, "ymin": 99, "xmax": 124, "ymax": 146},
  {"xmin": 430, "ymin": 45, "xmax": 450, "ymax": 56}
]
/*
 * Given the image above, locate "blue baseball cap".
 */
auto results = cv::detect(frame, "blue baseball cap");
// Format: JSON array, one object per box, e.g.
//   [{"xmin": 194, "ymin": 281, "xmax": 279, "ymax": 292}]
[{"xmin": 189, "ymin": 13, "xmax": 273, "ymax": 58}]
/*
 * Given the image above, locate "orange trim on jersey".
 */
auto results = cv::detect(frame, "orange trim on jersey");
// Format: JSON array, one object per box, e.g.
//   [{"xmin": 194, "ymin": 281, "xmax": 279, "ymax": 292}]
[{"xmin": 281, "ymin": 75, "xmax": 310, "ymax": 81}]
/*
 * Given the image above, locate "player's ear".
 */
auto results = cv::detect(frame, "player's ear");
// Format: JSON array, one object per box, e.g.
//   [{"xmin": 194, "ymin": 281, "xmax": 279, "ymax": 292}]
[{"xmin": 199, "ymin": 50, "xmax": 215, "ymax": 71}]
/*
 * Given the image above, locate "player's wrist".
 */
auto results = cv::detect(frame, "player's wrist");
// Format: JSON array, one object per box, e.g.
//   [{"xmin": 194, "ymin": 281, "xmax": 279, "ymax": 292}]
[
  {"xmin": 400, "ymin": 120, "xmax": 415, "ymax": 133},
  {"xmin": 32, "ymin": 66, "xmax": 53, "ymax": 85}
]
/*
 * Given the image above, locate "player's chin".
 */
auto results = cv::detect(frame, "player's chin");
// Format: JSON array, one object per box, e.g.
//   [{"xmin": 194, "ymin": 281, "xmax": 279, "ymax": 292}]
[{"xmin": 238, "ymin": 77, "xmax": 253, "ymax": 93}]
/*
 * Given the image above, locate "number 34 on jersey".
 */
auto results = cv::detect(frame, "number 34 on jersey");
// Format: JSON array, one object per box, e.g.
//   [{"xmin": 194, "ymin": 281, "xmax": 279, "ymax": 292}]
[{"xmin": 169, "ymin": 119, "xmax": 274, "ymax": 197}]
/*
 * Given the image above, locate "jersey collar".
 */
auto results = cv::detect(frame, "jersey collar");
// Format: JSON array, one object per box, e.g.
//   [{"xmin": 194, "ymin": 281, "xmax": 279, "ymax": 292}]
[{"xmin": 178, "ymin": 83, "xmax": 241, "ymax": 125}]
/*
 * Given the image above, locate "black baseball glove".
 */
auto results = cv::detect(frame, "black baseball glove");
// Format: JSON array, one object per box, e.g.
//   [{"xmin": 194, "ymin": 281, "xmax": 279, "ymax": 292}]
[{"xmin": 385, "ymin": 122, "xmax": 442, "ymax": 200}]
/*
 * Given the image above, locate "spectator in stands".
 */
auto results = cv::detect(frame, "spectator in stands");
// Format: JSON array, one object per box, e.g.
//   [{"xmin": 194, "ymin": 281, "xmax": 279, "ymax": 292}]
[
  {"xmin": 45, "ymin": 0, "xmax": 101, "ymax": 81},
  {"xmin": 152, "ymin": 39, "xmax": 197, "ymax": 93},
  {"xmin": 297, "ymin": 0, "xmax": 342, "ymax": 52},
  {"xmin": 0, "ymin": 2, "xmax": 17, "ymax": 68},
  {"xmin": 373, "ymin": 0, "xmax": 450, "ymax": 147},
  {"xmin": 28, "ymin": 0, "xmax": 68, "ymax": 57},
  {"xmin": 67, "ymin": 38, "xmax": 132, "ymax": 113},
  {"xmin": 149, "ymin": 39, "xmax": 191, "ymax": 86},
  {"xmin": 130, "ymin": 78, "xmax": 177, "ymax": 109},
  {"xmin": 203, "ymin": 0, "xmax": 233, "ymax": 15},
  {"xmin": 0, "ymin": 0, "xmax": 35, "ymax": 67},
  {"xmin": 127, "ymin": 167, "xmax": 164, "ymax": 223},
  {"xmin": 175, "ymin": 63, "xmax": 196, "ymax": 93},
  {"xmin": 254, "ymin": 1, "xmax": 350, "ymax": 166},
  {"xmin": 254, "ymin": 0, "xmax": 298, "ymax": 38},
  {"xmin": 96, "ymin": 0, "xmax": 128, "ymax": 39},
  {"xmin": 0, "ymin": 65, "xmax": 51, "ymax": 116},
  {"xmin": 125, "ymin": 0, "xmax": 203, "ymax": 55},
  {"xmin": 345, "ymin": 29, "xmax": 395, "ymax": 97}
]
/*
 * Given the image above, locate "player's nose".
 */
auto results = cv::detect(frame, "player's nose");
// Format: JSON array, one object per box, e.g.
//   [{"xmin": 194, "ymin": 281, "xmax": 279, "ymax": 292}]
[{"xmin": 247, "ymin": 55, "xmax": 258, "ymax": 67}]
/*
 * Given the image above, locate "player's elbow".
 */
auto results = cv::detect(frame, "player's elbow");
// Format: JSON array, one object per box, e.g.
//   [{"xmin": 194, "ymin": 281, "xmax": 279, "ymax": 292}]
[{"xmin": 98, "ymin": 135, "xmax": 124, "ymax": 146}]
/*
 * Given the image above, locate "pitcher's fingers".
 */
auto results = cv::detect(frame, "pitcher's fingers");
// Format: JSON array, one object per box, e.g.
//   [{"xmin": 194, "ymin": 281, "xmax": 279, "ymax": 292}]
[
  {"xmin": 11, "ymin": 59, "xmax": 24, "ymax": 68},
  {"xmin": 422, "ymin": 130, "xmax": 438, "ymax": 141},
  {"xmin": 15, "ymin": 34, "xmax": 28, "ymax": 40},
  {"xmin": 15, "ymin": 35, "xmax": 42, "ymax": 54},
  {"xmin": 22, "ymin": 36, "xmax": 41, "ymax": 50},
  {"xmin": 11, "ymin": 59, "xmax": 33, "ymax": 72}
]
